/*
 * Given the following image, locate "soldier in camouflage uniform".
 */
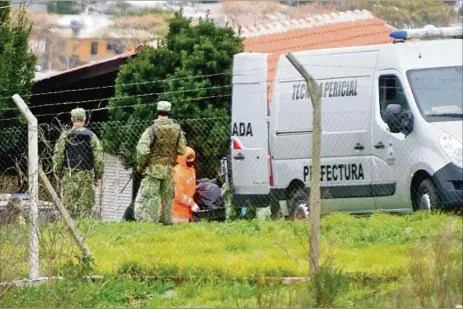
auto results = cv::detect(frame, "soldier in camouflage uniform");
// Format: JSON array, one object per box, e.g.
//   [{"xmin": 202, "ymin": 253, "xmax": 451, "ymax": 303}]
[
  {"xmin": 134, "ymin": 101, "xmax": 187, "ymax": 225},
  {"xmin": 53, "ymin": 108, "xmax": 104, "ymax": 219}
]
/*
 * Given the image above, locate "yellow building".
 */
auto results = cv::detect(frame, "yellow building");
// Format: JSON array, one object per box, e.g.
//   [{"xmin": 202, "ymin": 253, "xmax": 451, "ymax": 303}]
[
  {"xmin": 68, "ymin": 39, "xmax": 119, "ymax": 64},
  {"xmin": 52, "ymin": 27, "xmax": 154, "ymax": 69},
  {"xmin": 30, "ymin": 14, "xmax": 160, "ymax": 71}
]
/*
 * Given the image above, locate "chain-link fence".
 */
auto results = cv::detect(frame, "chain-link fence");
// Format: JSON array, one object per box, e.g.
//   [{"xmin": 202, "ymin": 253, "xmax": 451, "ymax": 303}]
[
  {"xmin": 1, "ymin": 83, "xmax": 463, "ymax": 284},
  {"xmin": 1, "ymin": 111, "xmax": 463, "ymax": 284},
  {"xmin": 0, "ymin": 115, "xmax": 233, "ymax": 285},
  {"xmin": 0, "ymin": 117, "xmax": 231, "ymax": 212}
]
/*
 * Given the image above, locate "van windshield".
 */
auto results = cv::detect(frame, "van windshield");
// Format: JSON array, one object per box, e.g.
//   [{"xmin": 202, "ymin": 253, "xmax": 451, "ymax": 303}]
[{"xmin": 407, "ymin": 66, "xmax": 463, "ymax": 122}]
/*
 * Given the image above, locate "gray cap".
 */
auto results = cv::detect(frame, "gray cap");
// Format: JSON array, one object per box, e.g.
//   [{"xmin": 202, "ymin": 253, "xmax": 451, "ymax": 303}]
[
  {"xmin": 71, "ymin": 108, "xmax": 86, "ymax": 121},
  {"xmin": 157, "ymin": 101, "xmax": 172, "ymax": 112}
]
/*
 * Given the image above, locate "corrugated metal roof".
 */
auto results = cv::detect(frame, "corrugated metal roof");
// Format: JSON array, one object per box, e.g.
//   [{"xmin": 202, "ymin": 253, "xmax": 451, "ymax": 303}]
[{"xmin": 34, "ymin": 45, "xmax": 143, "ymax": 82}]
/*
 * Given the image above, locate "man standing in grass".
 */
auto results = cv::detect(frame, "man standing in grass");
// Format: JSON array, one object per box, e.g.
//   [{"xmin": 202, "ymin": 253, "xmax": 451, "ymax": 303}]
[
  {"xmin": 53, "ymin": 108, "xmax": 104, "ymax": 219},
  {"xmin": 134, "ymin": 101, "xmax": 187, "ymax": 224}
]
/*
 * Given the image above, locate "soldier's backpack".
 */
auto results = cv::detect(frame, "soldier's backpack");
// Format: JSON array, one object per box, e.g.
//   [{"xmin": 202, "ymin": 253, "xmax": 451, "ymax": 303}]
[{"xmin": 148, "ymin": 122, "xmax": 183, "ymax": 165}]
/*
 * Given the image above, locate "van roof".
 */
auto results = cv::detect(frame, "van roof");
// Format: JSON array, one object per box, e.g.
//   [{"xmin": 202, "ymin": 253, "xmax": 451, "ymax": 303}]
[{"xmin": 287, "ymin": 38, "xmax": 463, "ymax": 69}]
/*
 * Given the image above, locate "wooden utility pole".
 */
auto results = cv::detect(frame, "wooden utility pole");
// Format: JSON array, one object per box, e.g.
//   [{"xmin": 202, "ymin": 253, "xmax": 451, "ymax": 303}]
[
  {"xmin": 285, "ymin": 52, "xmax": 323, "ymax": 276},
  {"xmin": 38, "ymin": 168, "xmax": 92, "ymax": 259}
]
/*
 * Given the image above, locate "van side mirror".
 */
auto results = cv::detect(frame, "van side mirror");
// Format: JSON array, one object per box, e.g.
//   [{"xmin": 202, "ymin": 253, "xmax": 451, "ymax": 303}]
[{"xmin": 385, "ymin": 104, "xmax": 414, "ymax": 136}]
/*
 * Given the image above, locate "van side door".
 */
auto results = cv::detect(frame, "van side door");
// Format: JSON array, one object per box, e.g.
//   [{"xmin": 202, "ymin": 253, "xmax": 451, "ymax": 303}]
[{"xmin": 271, "ymin": 51, "xmax": 378, "ymax": 214}]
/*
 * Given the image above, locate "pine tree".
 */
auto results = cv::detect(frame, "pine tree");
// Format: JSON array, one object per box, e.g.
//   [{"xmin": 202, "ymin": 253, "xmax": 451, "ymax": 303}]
[
  {"xmin": 0, "ymin": 1, "xmax": 36, "ymax": 176},
  {"xmin": 0, "ymin": 1, "xmax": 36, "ymax": 118}
]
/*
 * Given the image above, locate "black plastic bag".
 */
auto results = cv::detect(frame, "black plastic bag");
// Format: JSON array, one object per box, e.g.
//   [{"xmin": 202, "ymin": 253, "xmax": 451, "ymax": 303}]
[
  {"xmin": 194, "ymin": 178, "xmax": 225, "ymax": 211},
  {"xmin": 123, "ymin": 201, "xmax": 136, "ymax": 221}
]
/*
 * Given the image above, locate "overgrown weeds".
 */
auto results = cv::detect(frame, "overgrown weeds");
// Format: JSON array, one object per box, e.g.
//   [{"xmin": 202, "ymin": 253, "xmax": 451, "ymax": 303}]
[
  {"xmin": 395, "ymin": 217, "xmax": 463, "ymax": 308},
  {"xmin": 0, "ymin": 221, "xmax": 29, "ymax": 288},
  {"xmin": 0, "ymin": 212, "xmax": 461, "ymax": 308}
]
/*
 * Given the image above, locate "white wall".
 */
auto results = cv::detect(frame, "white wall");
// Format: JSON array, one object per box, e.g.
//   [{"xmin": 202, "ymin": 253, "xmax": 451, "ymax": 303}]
[{"xmin": 99, "ymin": 153, "xmax": 133, "ymax": 221}]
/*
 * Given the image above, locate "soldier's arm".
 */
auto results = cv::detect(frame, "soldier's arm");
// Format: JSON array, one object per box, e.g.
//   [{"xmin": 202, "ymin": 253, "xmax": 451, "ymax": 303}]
[
  {"xmin": 136, "ymin": 128, "xmax": 152, "ymax": 168},
  {"xmin": 91, "ymin": 133, "xmax": 104, "ymax": 180},
  {"xmin": 52, "ymin": 131, "xmax": 67, "ymax": 178},
  {"xmin": 177, "ymin": 130, "xmax": 187, "ymax": 156}
]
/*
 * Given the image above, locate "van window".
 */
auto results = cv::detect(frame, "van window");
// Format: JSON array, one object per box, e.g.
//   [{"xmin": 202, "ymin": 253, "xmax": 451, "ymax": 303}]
[
  {"xmin": 378, "ymin": 75, "xmax": 409, "ymax": 122},
  {"xmin": 407, "ymin": 66, "xmax": 462, "ymax": 123}
]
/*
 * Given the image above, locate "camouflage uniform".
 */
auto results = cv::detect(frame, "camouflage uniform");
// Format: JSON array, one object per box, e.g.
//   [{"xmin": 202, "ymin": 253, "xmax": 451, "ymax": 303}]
[
  {"xmin": 52, "ymin": 108, "xmax": 104, "ymax": 219},
  {"xmin": 134, "ymin": 101, "xmax": 187, "ymax": 224}
]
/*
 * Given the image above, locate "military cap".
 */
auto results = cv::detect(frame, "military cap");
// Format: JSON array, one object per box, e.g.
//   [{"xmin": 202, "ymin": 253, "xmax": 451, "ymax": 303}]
[
  {"xmin": 71, "ymin": 108, "xmax": 86, "ymax": 121},
  {"xmin": 157, "ymin": 101, "xmax": 172, "ymax": 112}
]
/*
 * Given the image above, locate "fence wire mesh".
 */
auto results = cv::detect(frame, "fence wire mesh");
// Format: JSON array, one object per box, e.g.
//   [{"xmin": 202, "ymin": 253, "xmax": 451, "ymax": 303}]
[
  {"xmin": 0, "ymin": 75, "xmax": 462, "ymax": 284},
  {"xmin": 0, "ymin": 116, "xmax": 234, "ymax": 284}
]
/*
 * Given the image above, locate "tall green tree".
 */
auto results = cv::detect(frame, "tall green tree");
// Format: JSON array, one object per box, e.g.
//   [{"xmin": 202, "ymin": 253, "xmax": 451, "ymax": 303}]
[
  {"xmin": 0, "ymin": 1, "xmax": 36, "ymax": 117},
  {"xmin": 103, "ymin": 11, "xmax": 243, "ymax": 177},
  {"xmin": 0, "ymin": 1, "xmax": 36, "ymax": 177}
]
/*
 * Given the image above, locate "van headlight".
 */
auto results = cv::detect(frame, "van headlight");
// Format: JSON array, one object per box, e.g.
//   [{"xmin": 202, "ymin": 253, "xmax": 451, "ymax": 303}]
[{"xmin": 440, "ymin": 132, "xmax": 463, "ymax": 168}]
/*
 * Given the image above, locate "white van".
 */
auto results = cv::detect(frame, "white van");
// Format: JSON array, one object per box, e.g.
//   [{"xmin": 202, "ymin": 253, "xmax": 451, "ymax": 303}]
[{"xmin": 228, "ymin": 26, "xmax": 463, "ymax": 217}]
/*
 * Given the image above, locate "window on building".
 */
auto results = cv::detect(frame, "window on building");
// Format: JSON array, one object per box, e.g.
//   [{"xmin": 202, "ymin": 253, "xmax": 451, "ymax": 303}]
[
  {"xmin": 107, "ymin": 42, "xmax": 121, "ymax": 54},
  {"xmin": 91, "ymin": 42, "xmax": 98, "ymax": 55}
]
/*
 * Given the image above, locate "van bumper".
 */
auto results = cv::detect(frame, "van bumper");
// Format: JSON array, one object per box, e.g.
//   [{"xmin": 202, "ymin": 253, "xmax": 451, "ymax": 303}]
[{"xmin": 432, "ymin": 163, "xmax": 463, "ymax": 209}]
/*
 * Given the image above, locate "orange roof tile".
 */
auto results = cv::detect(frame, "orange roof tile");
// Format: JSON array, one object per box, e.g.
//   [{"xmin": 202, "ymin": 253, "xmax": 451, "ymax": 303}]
[{"xmin": 243, "ymin": 16, "xmax": 394, "ymax": 105}]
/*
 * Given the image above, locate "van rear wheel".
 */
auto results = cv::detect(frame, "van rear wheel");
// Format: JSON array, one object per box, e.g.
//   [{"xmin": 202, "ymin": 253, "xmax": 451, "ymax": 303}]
[
  {"xmin": 414, "ymin": 179, "xmax": 442, "ymax": 211},
  {"xmin": 288, "ymin": 188, "xmax": 310, "ymax": 220}
]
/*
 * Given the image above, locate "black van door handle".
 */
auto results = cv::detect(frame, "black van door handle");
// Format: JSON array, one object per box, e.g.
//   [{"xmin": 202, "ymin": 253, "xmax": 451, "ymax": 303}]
[
  {"xmin": 233, "ymin": 153, "xmax": 245, "ymax": 160},
  {"xmin": 354, "ymin": 143, "xmax": 364, "ymax": 151},
  {"xmin": 374, "ymin": 142, "xmax": 385, "ymax": 149}
]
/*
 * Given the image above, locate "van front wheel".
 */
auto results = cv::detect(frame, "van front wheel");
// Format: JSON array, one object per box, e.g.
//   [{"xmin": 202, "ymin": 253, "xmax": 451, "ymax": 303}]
[
  {"xmin": 414, "ymin": 179, "xmax": 442, "ymax": 211},
  {"xmin": 288, "ymin": 188, "xmax": 310, "ymax": 220}
]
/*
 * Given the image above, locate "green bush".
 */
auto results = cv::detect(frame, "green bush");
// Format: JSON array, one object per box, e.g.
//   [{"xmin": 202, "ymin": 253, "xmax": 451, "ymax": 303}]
[{"xmin": 103, "ymin": 11, "xmax": 243, "ymax": 177}]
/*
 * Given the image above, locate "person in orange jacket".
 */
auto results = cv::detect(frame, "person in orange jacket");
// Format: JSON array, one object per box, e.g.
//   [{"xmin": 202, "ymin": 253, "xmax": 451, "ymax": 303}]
[{"xmin": 172, "ymin": 147, "xmax": 199, "ymax": 224}]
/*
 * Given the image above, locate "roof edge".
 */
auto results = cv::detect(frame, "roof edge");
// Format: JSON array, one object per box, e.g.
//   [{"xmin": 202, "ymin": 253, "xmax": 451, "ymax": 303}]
[
  {"xmin": 236, "ymin": 9, "xmax": 385, "ymax": 38},
  {"xmin": 33, "ymin": 44, "xmax": 146, "ymax": 83}
]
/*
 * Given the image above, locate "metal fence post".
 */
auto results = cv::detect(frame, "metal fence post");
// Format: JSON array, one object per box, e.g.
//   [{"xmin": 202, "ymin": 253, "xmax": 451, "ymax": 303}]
[
  {"xmin": 285, "ymin": 52, "xmax": 323, "ymax": 276},
  {"xmin": 12, "ymin": 94, "xmax": 39, "ymax": 280}
]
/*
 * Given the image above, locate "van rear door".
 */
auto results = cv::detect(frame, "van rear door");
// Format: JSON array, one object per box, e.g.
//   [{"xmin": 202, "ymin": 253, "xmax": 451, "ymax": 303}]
[{"xmin": 231, "ymin": 53, "xmax": 270, "ymax": 205}]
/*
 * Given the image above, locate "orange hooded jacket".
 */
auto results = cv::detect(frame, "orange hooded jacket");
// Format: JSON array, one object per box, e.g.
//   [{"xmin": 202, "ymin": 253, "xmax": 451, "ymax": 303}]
[{"xmin": 172, "ymin": 147, "xmax": 196, "ymax": 223}]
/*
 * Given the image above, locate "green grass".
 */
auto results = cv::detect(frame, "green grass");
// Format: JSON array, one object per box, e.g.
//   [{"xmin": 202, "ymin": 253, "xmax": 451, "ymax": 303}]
[
  {"xmin": 1, "ymin": 212, "xmax": 461, "ymax": 307},
  {"xmin": 0, "ymin": 274, "xmax": 459, "ymax": 308},
  {"xmin": 82, "ymin": 211, "xmax": 459, "ymax": 279},
  {"xmin": 0, "ymin": 277, "xmax": 420, "ymax": 308}
]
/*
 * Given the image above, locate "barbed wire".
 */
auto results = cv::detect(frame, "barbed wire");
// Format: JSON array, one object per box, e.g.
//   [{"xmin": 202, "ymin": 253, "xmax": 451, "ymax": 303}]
[
  {"xmin": 0, "ymin": 69, "xmax": 460, "ymax": 106},
  {"xmin": 0, "ymin": 92, "xmax": 237, "ymax": 123},
  {"xmin": 0, "ymin": 60, "xmax": 380, "ymax": 100},
  {"xmin": 4, "ymin": 49, "xmax": 459, "ymax": 101},
  {"xmin": 1, "ymin": 73, "xmax": 459, "ymax": 114},
  {"xmin": 1, "ymin": 80, "xmax": 462, "ymax": 123},
  {"xmin": 0, "ymin": 84, "xmax": 233, "ymax": 112},
  {"xmin": 0, "ymin": 43, "xmax": 460, "ymax": 102}
]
